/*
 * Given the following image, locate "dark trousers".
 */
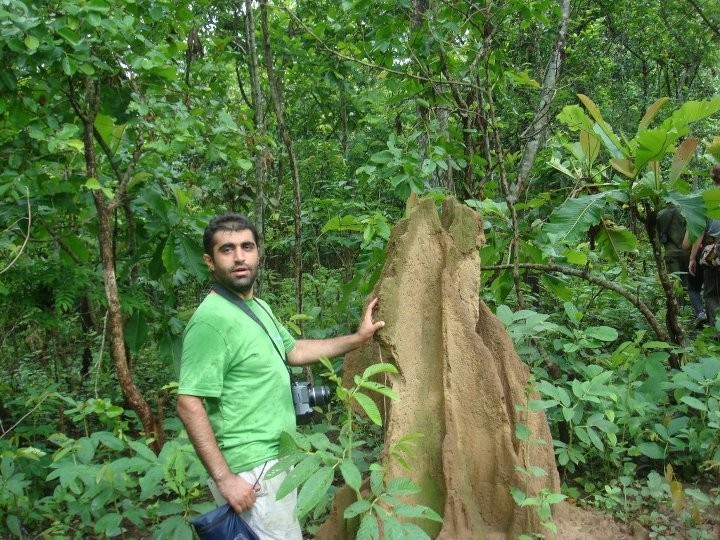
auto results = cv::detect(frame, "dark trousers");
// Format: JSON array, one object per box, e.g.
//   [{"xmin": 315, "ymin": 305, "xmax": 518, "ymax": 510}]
[{"xmin": 704, "ymin": 266, "xmax": 720, "ymax": 324}]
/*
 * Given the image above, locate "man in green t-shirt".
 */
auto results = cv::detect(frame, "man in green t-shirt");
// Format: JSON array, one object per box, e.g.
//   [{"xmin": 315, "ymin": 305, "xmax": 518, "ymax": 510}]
[{"xmin": 177, "ymin": 213, "xmax": 384, "ymax": 539}]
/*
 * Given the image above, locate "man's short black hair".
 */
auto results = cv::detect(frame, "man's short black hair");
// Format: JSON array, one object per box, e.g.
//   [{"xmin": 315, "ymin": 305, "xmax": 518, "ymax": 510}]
[{"xmin": 203, "ymin": 213, "xmax": 259, "ymax": 255}]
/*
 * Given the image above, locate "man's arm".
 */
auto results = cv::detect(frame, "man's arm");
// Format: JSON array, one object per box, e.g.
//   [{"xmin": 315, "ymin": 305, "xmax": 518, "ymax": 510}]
[
  {"xmin": 176, "ymin": 394, "xmax": 257, "ymax": 513},
  {"xmin": 286, "ymin": 298, "xmax": 385, "ymax": 366},
  {"xmin": 689, "ymin": 232, "xmax": 705, "ymax": 276}
]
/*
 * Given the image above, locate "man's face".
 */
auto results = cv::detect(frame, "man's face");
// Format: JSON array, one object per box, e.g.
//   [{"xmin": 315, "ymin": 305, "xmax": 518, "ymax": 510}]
[{"xmin": 204, "ymin": 229, "xmax": 259, "ymax": 299}]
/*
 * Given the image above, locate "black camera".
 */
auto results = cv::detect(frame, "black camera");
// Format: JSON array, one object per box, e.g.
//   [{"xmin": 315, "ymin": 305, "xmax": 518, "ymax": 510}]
[{"xmin": 291, "ymin": 381, "xmax": 331, "ymax": 424}]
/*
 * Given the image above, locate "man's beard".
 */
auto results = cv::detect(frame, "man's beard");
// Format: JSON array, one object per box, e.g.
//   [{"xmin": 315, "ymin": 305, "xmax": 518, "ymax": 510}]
[{"xmin": 214, "ymin": 265, "xmax": 257, "ymax": 296}]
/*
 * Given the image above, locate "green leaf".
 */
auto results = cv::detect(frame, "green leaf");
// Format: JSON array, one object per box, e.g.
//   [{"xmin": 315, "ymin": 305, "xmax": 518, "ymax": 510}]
[
  {"xmin": 544, "ymin": 192, "xmax": 608, "ymax": 244},
  {"xmin": 679, "ymin": 396, "xmax": 707, "ymax": 411},
  {"xmin": 596, "ymin": 221, "xmax": 638, "ymax": 262},
  {"xmin": 386, "ymin": 477, "xmax": 420, "ymax": 496},
  {"xmin": 353, "ymin": 392, "xmax": 382, "ymax": 426},
  {"xmin": 343, "ymin": 499, "xmax": 371, "ymax": 519},
  {"xmin": 361, "ymin": 362, "xmax": 398, "ymax": 379},
  {"xmin": 584, "ymin": 326, "xmax": 618, "ymax": 342},
  {"xmin": 556, "ymin": 105, "xmax": 594, "ymax": 132},
  {"xmin": 669, "ymin": 138, "xmax": 698, "ymax": 187},
  {"xmin": 128, "ymin": 440, "xmax": 157, "ymax": 463},
  {"xmin": 637, "ymin": 97, "xmax": 670, "ymax": 133},
  {"xmin": 125, "ymin": 310, "xmax": 148, "ymax": 354},
  {"xmin": 393, "ymin": 503, "xmax": 444, "ymax": 522},
  {"xmin": 24, "ymin": 35, "xmax": 39, "ymax": 50},
  {"xmin": 175, "ymin": 235, "xmax": 206, "ymax": 280},
  {"xmin": 94, "ymin": 513, "xmax": 122, "ymax": 536},
  {"xmin": 635, "ymin": 128, "xmax": 673, "ymax": 173},
  {"xmin": 340, "ymin": 459, "xmax": 362, "ymax": 492},
  {"xmin": 295, "ymin": 466, "xmax": 334, "ymax": 518},
  {"xmin": 577, "ymin": 94, "xmax": 625, "ymax": 157},
  {"xmin": 357, "ymin": 380, "xmax": 398, "ymax": 401},
  {"xmin": 86, "ymin": 0, "xmax": 111, "ymax": 14},
  {"xmin": 638, "ymin": 442, "xmax": 665, "ymax": 459},
  {"xmin": 57, "ymin": 27, "xmax": 81, "ymax": 46},
  {"xmin": 357, "ymin": 514, "xmax": 379, "ymax": 540},
  {"xmin": 276, "ymin": 454, "xmax": 322, "ymax": 500}
]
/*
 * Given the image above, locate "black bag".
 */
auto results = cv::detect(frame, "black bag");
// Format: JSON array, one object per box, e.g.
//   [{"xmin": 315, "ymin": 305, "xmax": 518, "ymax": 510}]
[{"xmin": 190, "ymin": 504, "xmax": 260, "ymax": 540}]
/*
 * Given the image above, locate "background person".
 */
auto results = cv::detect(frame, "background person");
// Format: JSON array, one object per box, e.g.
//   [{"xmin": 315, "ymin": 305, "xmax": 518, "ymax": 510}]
[
  {"xmin": 176, "ymin": 213, "xmax": 384, "ymax": 540},
  {"xmin": 656, "ymin": 203, "xmax": 706, "ymax": 325},
  {"xmin": 689, "ymin": 164, "xmax": 720, "ymax": 327}
]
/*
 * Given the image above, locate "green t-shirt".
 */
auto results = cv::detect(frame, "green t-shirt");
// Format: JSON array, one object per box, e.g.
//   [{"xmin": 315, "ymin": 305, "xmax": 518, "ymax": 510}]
[{"xmin": 178, "ymin": 293, "xmax": 297, "ymax": 473}]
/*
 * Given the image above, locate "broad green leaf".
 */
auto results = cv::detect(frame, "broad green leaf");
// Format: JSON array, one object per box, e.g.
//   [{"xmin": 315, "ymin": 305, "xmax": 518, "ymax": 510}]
[
  {"xmin": 564, "ymin": 249, "xmax": 587, "ymax": 266},
  {"xmin": 596, "ymin": 222, "xmax": 638, "ymax": 262},
  {"xmin": 393, "ymin": 503, "xmax": 443, "ymax": 522},
  {"xmin": 357, "ymin": 380, "xmax": 398, "ymax": 401},
  {"xmin": 669, "ymin": 138, "xmax": 698, "ymax": 187},
  {"xmin": 24, "ymin": 35, "xmax": 39, "ymax": 50},
  {"xmin": 544, "ymin": 192, "xmax": 608, "ymax": 244},
  {"xmin": 635, "ymin": 128, "xmax": 672, "ymax": 173},
  {"xmin": 584, "ymin": 326, "xmax": 618, "ymax": 342},
  {"xmin": 340, "ymin": 459, "xmax": 362, "ymax": 491},
  {"xmin": 57, "ymin": 27, "xmax": 81, "ymax": 46},
  {"xmin": 667, "ymin": 191, "xmax": 708, "ymax": 241},
  {"xmin": 637, "ymin": 97, "xmax": 669, "ymax": 133},
  {"xmin": 578, "ymin": 94, "xmax": 624, "ymax": 157},
  {"xmin": 128, "ymin": 440, "xmax": 157, "ymax": 463},
  {"xmin": 276, "ymin": 454, "xmax": 322, "ymax": 500},
  {"xmin": 556, "ymin": 104, "xmax": 594, "ymax": 132},
  {"xmin": 610, "ymin": 158, "xmax": 636, "ymax": 178},
  {"xmin": 343, "ymin": 499, "xmax": 371, "ymax": 519},
  {"xmin": 125, "ymin": 310, "xmax": 148, "ymax": 354},
  {"xmin": 353, "ymin": 392, "xmax": 382, "ymax": 426},
  {"xmin": 638, "ymin": 442, "xmax": 665, "ymax": 459},
  {"xmin": 86, "ymin": 0, "xmax": 111, "ymax": 14},
  {"xmin": 579, "ymin": 130, "xmax": 600, "ymax": 168},
  {"xmin": 357, "ymin": 514, "xmax": 379, "ymax": 540},
  {"xmin": 707, "ymin": 136, "xmax": 720, "ymax": 162},
  {"xmin": 680, "ymin": 396, "xmax": 708, "ymax": 411},
  {"xmin": 661, "ymin": 98, "xmax": 720, "ymax": 133},
  {"xmin": 175, "ymin": 235, "xmax": 206, "ymax": 280},
  {"xmin": 703, "ymin": 188, "xmax": 720, "ymax": 219},
  {"xmin": 361, "ymin": 362, "xmax": 398, "ymax": 379},
  {"xmin": 295, "ymin": 466, "xmax": 334, "ymax": 518},
  {"xmin": 94, "ymin": 513, "xmax": 122, "ymax": 536},
  {"xmin": 386, "ymin": 477, "xmax": 420, "ymax": 496}
]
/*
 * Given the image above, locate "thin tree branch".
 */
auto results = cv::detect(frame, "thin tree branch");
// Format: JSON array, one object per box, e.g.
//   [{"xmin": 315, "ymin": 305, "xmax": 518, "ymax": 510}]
[
  {"xmin": 0, "ymin": 187, "xmax": 31, "ymax": 275},
  {"xmin": 482, "ymin": 262, "xmax": 670, "ymax": 343}
]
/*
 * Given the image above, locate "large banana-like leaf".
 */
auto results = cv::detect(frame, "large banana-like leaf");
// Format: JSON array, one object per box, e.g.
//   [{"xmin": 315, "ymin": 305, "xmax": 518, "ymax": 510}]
[
  {"xmin": 666, "ymin": 189, "xmax": 720, "ymax": 241},
  {"xmin": 661, "ymin": 98, "xmax": 720, "ymax": 133},
  {"xmin": 706, "ymin": 136, "xmax": 720, "ymax": 162},
  {"xmin": 635, "ymin": 128, "xmax": 672, "ymax": 173},
  {"xmin": 556, "ymin": 104, "xmax": 594, "ymax": 132},
  {"xmin": 669, "ymin": 138, "xmax": 698, "ymax": 188},
  {"xmin": 544, "ymin": 192, "xmax": 609, "ymax": 244},
  {"xmin": 579, "ymin": 94, "xmax": 626, "ymax": 158},
  {"xmin": 637, "ymin": 97, "xmax": 669, "ymax": 134},
  {"xmin": 596, "ymin": 220, "xmax": 638, "ymax": 263}
]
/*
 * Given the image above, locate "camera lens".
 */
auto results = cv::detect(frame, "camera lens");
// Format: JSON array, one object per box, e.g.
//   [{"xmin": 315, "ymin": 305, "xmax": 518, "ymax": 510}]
[{"xmin": 308, "ymin": 385, "xmax": 331, "ymax": 407}]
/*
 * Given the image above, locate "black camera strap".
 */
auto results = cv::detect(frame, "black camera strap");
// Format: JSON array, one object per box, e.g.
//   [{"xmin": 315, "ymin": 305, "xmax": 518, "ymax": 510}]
[{"xmin": 211, "ymin": 282, "xmax": 288, "ymax": 366}]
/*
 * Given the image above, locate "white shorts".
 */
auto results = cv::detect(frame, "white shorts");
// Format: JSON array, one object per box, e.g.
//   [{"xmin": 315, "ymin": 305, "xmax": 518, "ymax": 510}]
[{"xmin": 207, "ymin": 459, "xmax": 303, "ymax": 540}]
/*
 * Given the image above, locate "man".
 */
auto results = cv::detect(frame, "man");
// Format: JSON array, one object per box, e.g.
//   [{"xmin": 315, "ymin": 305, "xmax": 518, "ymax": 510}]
[
  {"xmin": 177, "ymin": 213, "xmax": 384, "ymax": 539},
  {"xmin": 689, "ymin": 164, "xmax": 720, "ymax": 327},
  {"xmin": 656, "ymin": 204, "xmax": 705, "ymax": 326}
]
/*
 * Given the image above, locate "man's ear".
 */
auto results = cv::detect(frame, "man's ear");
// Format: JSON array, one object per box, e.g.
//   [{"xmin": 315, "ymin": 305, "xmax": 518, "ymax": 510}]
[{"xmin": 203, "ymin": 253, "xmax": 214, "ymax": 271}]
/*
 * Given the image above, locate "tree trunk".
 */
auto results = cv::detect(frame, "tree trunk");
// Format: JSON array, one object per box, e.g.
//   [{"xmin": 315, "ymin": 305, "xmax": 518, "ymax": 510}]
[
  {"xmin": 260, "ymin": 0, "xmax": 303, "ymax": 319},
  {"xmin": 73, "ymin": 78, "xmax": 163, "ymax": 453},
  {"xmin": 242, "ymin": 0, "xmax": 269, "ymax": 295}
]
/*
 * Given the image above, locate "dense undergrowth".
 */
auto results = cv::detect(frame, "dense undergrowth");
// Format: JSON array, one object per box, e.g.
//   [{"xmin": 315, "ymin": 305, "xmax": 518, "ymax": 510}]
[{"xmin": 1, "ymin": 268, "xmax": 719, "ymax": 539}]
